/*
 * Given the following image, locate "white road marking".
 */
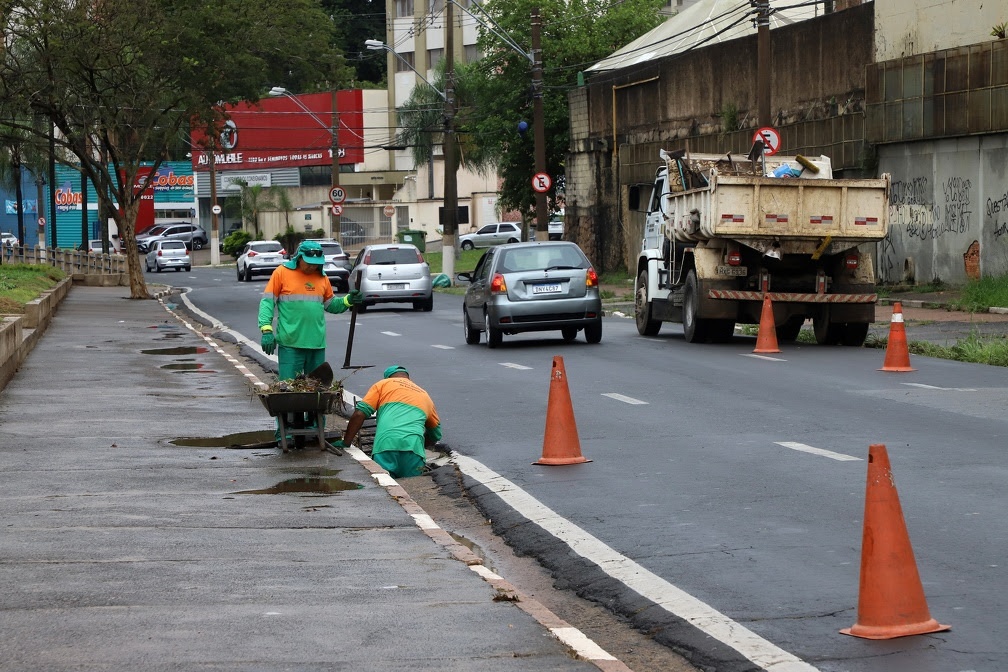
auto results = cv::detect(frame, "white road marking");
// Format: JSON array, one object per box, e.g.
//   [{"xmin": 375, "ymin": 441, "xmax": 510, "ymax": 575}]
[
  {"xmin": 551, "ymin": 627, "xmax": 618, "ymax": 662},
  {"xmin": 742, "ymin": 353, "xmax": 787, "ymax": 361},
  {"xmin": 601, "ymin": 392, "xmax": 648, "ymax": 405},
  {"xmin": 452, "ymin": 454, "xmax": 818, "ymax": 672},
  {"xmin": 381, "ymin": 331, "xmax": 401, "ymax": 337},
  {"xmin": 432, "ymin": 344, "xmax": 455, "ymax": 350},
  {"xmin": 902, "ymin": 382, "xmax": 977, "ymax": 392},
  {"xmin": 775, "ymin": 441, "xmax": 862, "ymax": 462},
  {"xmin": 500, "ymin": 362, "xmax": 533, "ymax": 370}
]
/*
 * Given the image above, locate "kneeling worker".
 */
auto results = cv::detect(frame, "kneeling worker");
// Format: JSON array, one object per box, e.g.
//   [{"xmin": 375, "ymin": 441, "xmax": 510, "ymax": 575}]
[{"xmin": 336, "ymin": 365, "xmax": 441, "ymax": 479}]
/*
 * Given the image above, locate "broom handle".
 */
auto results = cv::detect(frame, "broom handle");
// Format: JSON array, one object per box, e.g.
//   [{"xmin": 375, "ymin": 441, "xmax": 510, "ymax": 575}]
[{"xmin": 342, "ymin": 270, "xmax": 362, "ymax": 369}]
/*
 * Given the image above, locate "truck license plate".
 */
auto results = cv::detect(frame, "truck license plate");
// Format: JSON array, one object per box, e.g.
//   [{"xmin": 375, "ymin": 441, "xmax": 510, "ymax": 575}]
[
  {"xmin": 716, "ymin": 265, "xmax": 747, "ymax": 277},
  {"xmin": 532, "ymin": 283, "xmax": 562, "ymax": 295}
]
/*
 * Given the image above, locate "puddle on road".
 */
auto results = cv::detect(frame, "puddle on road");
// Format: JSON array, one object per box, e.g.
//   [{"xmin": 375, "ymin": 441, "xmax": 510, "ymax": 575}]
[
  {"xmin": 233, "ymin": 474, "xmax": 362, "ymax": 496},
  {"xmin": 160, "ymin": 362, "xmax": 208, "ymax": 371},
  {"xmin": 171, "ymin": 430, "xmax": 277, "ymax": 447},
  {"xmin": 141, "ymin": 346, "xmax": 209, "ymax": 356},
  {"xmin": 449, "ymin": 531, "xmax": 492, "ymax": 571}
]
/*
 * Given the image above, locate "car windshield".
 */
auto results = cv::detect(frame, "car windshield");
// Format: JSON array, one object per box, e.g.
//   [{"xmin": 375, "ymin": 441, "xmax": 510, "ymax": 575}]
[
  {"xmin": 143, "ymin": 227, "xmax": 169, "ymax": 237},
  {"xmin": 161, "ymin": 241, "xmax": 186, "ymax": 250},
  {"xmin": 369, "ymin": 247, "xmax": 419, "ymax": 265},
  {"xmin": 319, "ymin": 243, "xmax": 342, "ymax": 256},
  {"xmin": 252, "ymin": 242, "xmax": 283, "ymax": 253},
  {"xmin": 498, "ymin": 246, "xmax": 586, "ymax": 272}
]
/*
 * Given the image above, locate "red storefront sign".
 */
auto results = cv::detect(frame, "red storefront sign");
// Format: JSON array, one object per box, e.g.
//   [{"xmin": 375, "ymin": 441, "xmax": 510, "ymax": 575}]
[
  {"xmin": 190, "ymin": 90, "xmax": 364, "ymax": 172},
  {"xmin": 120, "ymin": 167, "xmax": 155, "ymax": 233}
]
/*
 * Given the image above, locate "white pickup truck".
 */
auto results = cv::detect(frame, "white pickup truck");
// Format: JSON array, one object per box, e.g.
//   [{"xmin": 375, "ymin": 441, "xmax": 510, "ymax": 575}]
[{"xmin": 634, "ymin": 150, "xmax": 890, "ymax": 346}]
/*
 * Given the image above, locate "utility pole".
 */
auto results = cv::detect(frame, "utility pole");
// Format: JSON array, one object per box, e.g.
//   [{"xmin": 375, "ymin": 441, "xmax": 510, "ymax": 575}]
[
  {"xmin": 442, "ymin": 0, "xmax": 458, "ymax": 281},
  {"xmin": 532, "ymin": 7, "xmax": 547, "ymax": 239},
  {"xmin": 209, "ymin": 143, "xmax": 219, "ymax": 265},
  {"xmin": 48, "ymin": 121, "xmax": 57, "ymax": 250},
  {"xmin": 756, "ymin": 0, "xmax": 771, "ymax": 127},
  {"xmin": 331, "ymin": 88, "xmax": 341, "ymax": 239}
]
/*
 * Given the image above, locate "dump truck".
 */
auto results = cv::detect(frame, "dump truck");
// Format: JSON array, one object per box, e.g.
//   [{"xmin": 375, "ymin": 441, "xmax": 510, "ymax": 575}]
[{"xmin": 634, "ymin": 149, "xmax": 890, "ymax": 346}]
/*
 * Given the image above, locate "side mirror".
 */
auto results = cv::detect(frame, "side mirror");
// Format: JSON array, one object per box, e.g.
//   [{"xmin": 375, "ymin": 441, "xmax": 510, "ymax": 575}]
[{"xmin": 456, "ymin": 271, "xmax": 473, "ymax": 283}]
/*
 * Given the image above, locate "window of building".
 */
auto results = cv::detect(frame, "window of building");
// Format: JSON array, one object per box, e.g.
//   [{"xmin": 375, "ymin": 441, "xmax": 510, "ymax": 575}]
[
  {"xmin": 396, "ymin": 0, "xmax": 414, "ymax": 16},
  {"xmin": 464, "ymin": 44, "xmax": 480, "ymax": 63},
  {"xmin": 427, "ymin": 48, "xmax": 443, "ymax": 67},
  {"xmin": 395, "ymin": 51, "xmax": 416, "ymax": 73}
]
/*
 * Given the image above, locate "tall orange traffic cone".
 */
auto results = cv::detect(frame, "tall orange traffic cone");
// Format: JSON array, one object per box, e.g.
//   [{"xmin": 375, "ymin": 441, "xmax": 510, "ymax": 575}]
[
  {"xmin": 841, "ymin": 444, "xmax": 949, "ymax": 639},
  {"xmin": 534, "ymin": 356, "xmax": 591, "ymax": 465},
  {"xmin": 753, "ymin": 294, "xmax": 781, "ymax": 353},
  {"xmin": 880, "ymin": 302, "xmax": 915, "ymax": 371}
]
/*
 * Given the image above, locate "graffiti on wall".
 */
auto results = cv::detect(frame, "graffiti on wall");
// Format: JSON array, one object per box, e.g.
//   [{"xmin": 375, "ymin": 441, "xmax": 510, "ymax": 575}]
[
  {"xmin": 990, "ymin": 188, "xmax": 1008, "ymax": 239},
  {"xmin": 889, "ymin": 176, "xmax": 974, "ymax": 242}
]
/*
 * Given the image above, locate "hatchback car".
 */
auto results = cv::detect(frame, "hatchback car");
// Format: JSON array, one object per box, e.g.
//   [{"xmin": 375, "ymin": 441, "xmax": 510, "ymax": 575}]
[
  {"xmin": 350, "ymin": 243, "xmax": 433, "ymax": 311},
  {"xmin": 236, "ymin": 240, "xmax": 287, "ymax": 281},
  {"xmin": 305, "ymin": 238, "xmax": 351, "ymax": 292},
  {"xmin": 144, "ymin": 239, "xmax": 191, "ymax": 273},
  {"xmin": 457, "ymin": 241, "xmax": 602, "ymax": 347},
  {"xmin": 458, "ymin": 222, "xmax": 522, "ymax": 250}
]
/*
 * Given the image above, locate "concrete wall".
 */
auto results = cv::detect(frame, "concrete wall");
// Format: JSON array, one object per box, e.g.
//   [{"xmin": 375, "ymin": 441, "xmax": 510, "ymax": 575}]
[
  {"xmin": 878, "ymin": 133, "xmax": 1008, "ymax": 284},
  {"xmin": 875, "ymin": 0, "xmax": 1004, "ymax": 60}
]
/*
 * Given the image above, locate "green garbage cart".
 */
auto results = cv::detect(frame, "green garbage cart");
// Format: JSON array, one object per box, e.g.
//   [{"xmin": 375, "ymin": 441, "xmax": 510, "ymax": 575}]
[{"xmin": 396, "ymin": 229, "xmax": 427, "ymax": 252}]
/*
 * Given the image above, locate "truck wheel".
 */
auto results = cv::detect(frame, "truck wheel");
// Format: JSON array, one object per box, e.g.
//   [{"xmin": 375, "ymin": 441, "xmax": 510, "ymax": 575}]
[
  {"xmin": 634, "ymin": 270, "xmax": 661, "ymax": 336},
  {"xmin": 841, "ymin": 322, "xmax": 869, "ymax": 347},
  {"xmin": 683, "ymin": 270, "xmax": 706, "ymax": 343},
  {"xmin": 813, "ymin": 314, "xmax": 840, "ymax": 345},
  {"xmin": 776, "ymin": 316, "xmax": 805, "ymax": 343},
  {"xmin": 707, "ymin": 320, "xmax": 735, "ymax": 343}
]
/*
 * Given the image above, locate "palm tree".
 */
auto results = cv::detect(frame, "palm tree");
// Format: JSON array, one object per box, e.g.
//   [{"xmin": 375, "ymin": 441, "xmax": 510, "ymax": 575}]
[{"xmin": 237, "ymin": 181, "xmax": 276, "ymax": 239}]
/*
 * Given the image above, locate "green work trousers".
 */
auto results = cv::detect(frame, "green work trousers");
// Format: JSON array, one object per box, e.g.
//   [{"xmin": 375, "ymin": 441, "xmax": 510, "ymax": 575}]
[{"xmin": 372, "ymin": 450, "xmax": 426, "ymax": 479}]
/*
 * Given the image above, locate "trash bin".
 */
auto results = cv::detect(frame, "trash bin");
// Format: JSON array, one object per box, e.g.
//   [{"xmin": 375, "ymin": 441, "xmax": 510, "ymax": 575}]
[{"xmin": 396, "ymin": 229, "xmax": 426, "ymax": 252}]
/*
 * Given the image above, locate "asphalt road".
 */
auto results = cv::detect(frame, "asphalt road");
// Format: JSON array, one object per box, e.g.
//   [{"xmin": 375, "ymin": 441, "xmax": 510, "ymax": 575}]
[{"xmin": 153, "ymin": 265, "xmax": 1008, "ymax": 672}]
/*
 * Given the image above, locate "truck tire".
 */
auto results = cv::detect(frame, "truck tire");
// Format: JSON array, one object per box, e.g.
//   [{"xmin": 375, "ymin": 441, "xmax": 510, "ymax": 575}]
[
  {"xmin": 776, "ymin": 316, "xmax": 805, "ymax": 343},
  {"xmin": 841, "ymin": 322, "xmax": 869, "ymax": 347},
  {"xmin": 634, "ymin": 270, "xmax": 661, "ymax": 336},
  {"xmin": 813, "ymin": 314, "xmax": 840, "ymax": 345},
  {"xmin": 683, "ymin": 270, "xmax": 706, "ymax": 343},
  {"xmin": 707, "ymin": 320, "xmax": 735, "ymax": 343}
]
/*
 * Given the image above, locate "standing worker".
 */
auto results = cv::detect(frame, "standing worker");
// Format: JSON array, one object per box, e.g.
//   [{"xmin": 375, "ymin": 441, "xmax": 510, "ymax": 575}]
[
  {"xmin": 258, "ymin": 239, "xmax": 362, "ymax": 378},
  {"xmin": 336, "ymin": 365, "xmax": 441, "ymax": 479}
]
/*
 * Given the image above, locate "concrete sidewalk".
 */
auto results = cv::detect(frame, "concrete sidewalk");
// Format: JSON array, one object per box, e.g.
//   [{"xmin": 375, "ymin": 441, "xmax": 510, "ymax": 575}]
[{"xmin": 0, "ymin": 285, "xmax": 621, "ymax": 672}]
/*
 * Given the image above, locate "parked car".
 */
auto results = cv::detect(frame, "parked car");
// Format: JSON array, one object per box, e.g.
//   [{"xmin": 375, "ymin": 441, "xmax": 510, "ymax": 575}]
[
  {"xmin": 340, "ymin": 222, "xmax": 367, "ymax": 247},
  {"xmin": 236, "ymin": 240, "xmax": 287, "ymax": 281},
  {"xmin": 456, "ymin": 241, "xmax": 602, "ymax": 348},
  {"xmin": 349, "ymin": 243, "xmax": 433, "ymax": 311},
  {"xmin": 458, "ymin": 222, "xmax": 522, "ymax": 250},
  {"xmin": 2, "ymin": 232, "xmax": 19, "ymax": 248},
  {"xmin": 144, "ymin": 239, "xmax": 191, "ymax": 273},
  {"xmin": 85, "ymin": 239, "xmax": 121, "ymax": 254},
  {"xmin": 137, "ymin": 222, "xmax": 208, "ymax": 252},
  {"xmin": 305, "ymin": 238, "xmax": 351, "ymax": 292}
]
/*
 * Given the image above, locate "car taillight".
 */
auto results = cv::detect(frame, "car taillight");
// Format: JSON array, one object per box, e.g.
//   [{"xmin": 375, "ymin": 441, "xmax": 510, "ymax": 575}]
[
  {"xmin": 416, "ymin": 250, "xmax": 424, "ymax": 262},
  {"xmin": 363, "ymin": 253, "xmax": 371, "ymax": 264},
  {"xmin": 586, "ymin": 267, "xmax": 598, "ymax": 288},
  {"xmin": 845, "ymin": 253, "xmax": 859, "ymax": 269},
  {"xmin": 157, "ymin": 250, "xmax": 162, "ymax": 256},
  {"xmin": 280, "ymin": 249, "xmax": 287, "ymax": 256},
  {"xmin": 727, "ymin": 250, "xmax": 741, "ymax": 266},
  {"xmin": 490, "ymin": 273, "xmax": 507, "ymax": 294},
  {"xmin": 185, "ymin": 248, "xmax": 189, "ymax": 256},
  {"xmin": 247, "ymin": 251, "xmax": 257, "ymax": 257}
]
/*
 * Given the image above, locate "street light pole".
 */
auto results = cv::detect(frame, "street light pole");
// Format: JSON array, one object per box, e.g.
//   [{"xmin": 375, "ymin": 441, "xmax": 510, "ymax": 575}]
[
  {"xmin": 209, "ymin": 143, "xmax": 219, "ymax": 266},
  {"xmin": 330, "ymin": 89, "xmax": 340, "ymax": 239},
  {"xmin": 442, "ymin": 0, "xmax": 458, "ymax": 282},
  {"xmin": 531, "ymin": 7, "xmax": 547, "ymax": 239}
]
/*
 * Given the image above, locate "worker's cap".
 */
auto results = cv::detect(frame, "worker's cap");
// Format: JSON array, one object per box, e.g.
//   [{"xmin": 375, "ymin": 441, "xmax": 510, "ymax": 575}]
[
  {"xmin": 296, "ymin": 240, "xmax": 326, "ymax": 264},
  {"xmin": 383, "ymin": 364, "xmax": 409, "ymax": 379}
]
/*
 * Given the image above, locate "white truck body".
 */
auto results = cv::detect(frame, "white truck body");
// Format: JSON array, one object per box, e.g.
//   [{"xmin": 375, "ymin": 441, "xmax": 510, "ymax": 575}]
[{"xmin": 635, "ymin": 151, "xmax": 891, "ymax": 345}]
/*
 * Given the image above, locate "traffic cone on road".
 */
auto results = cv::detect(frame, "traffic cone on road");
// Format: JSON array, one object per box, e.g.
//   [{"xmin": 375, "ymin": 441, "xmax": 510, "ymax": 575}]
[
  {"xmin": 534, "ymin": 356, "xmax": 591, "ymax": 465},
  {"xmin": 880, "ymin": 302, "xmax": 915, "ymax": 371},
  {"xmin": 753, "ymin": 295, "xmax": 781, "ymax": 353},
  {"xmin": 841, "ymin": 444, "xmax": 949, "ymax": 639}
]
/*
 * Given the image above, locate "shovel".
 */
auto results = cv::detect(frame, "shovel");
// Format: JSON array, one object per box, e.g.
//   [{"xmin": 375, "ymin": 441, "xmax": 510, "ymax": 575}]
[
  {"xmin": 342, "ymin": 270, "xmax": 373, "ymax": 371},
  {"xmin": 307, "ymin": 361, "xmax": 334, "ymax": 386}
]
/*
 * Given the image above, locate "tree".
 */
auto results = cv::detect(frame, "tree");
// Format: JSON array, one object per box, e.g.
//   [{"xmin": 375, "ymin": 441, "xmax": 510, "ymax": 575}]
[
  {"xmin": 469, "ymin": 0, "xmax": 664, "ymax": 218},
  {"xmin": 238, "ymin": 183, "xmax": 276, "ymax": 239},
  {"xmin": 321, "ymin": 0, "xmax": 388, "ymax": 86},
  {"xmin": 0, "ymin": 0, "xmax": 342, "ymax": 298}
]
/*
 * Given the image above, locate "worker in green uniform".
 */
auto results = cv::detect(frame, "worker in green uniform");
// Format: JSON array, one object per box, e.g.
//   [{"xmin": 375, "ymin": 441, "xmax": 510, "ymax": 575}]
[
  {"xmin": 336, "ymin": 365, "xmax": 442, "ymax": 478},
  {"xmin": 258, "ymin": 239, "xmax": 362, "ymax": 378}
]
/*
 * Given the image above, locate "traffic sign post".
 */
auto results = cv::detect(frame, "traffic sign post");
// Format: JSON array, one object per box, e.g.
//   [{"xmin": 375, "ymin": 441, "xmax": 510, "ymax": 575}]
[
  {"xmin": 532, "ymin": 172, "xmax": 551, "ymax": 193},
  {"xmin": 753, "ymin": 127, "xmax": 780, "ymax": 156},
  {"xmin": 329, "ymin": 185, "xmax": 346, "ymax": 204},
  {"xmin": 211, "ymin": 204, "xmax": 222, "ymax": 215},
  {"xmin": 331, "ymin": 204, "xmax": 343, "ymax": 216}
]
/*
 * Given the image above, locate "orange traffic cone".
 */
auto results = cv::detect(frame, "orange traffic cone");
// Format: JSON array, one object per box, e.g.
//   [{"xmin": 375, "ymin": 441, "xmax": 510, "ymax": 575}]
[
  {"xmin": 753, "ymin": 295, "xmax": 781, "ymax": 353},
  {"xmin": 534, "ymin": 356, "xmax": 591, "ymax": 465},
  {"xmin": 880, "ymin": 302, "xmax": 915, "ymax": 371},
  {"xmin": 841, "ymin": 444, "xmax": 949, "ymax": 639}
]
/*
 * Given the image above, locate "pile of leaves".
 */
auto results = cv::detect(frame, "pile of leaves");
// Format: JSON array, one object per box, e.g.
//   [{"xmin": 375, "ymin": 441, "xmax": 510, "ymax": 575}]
[{"xmin": 262, "ymin": 376, "xmax": 343, "ymax": 395}]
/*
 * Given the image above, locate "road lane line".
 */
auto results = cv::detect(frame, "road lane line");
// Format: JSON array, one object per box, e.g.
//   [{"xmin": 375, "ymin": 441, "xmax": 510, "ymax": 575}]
[
  {"xmin": 500, "ymin": 362, "xmax": 533, "ymax": 370},
  {"xmin": 742, "ymin": 354, "xmax": 787, "ymax": 361},
  {"xmin": 431, "ymin": 344, "xmax": 455, "ymax": 350},
  {"xmin": 601, "ymin": 392, "xmax": 648, "ymax": 405},
  {"xmin": 775, "ymin": 441, "xmax": 862, "ymax": 462},
  {"xmin": 902, "ymin": 382, "xmax": 977, "ymax": 392},
  {"xmin": 381, "ymin": 331, "xmax": 401, "ymax": 337},
  {"xmin": 453, "ymin": 453, "xmax": 819, "ymax": 672}
]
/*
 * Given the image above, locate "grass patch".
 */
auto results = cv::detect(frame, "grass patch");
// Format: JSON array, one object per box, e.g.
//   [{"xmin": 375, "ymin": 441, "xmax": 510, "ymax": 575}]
[
  {"xmin": 424, "ymin": 248, "xmax": 484, "ymax": 275},
  {"xmin": 867, "ymin": 332, "xmax": 1008, "ymax": 366},
  {"xmin": 952, "ymin": 275, "xmax": 1008, "ymax": 312},
  {"xmin": 598, "ymin": 269, "xmax": 634, "ymax": 285},
  {"xmin": 0, "ymin": 264, "xmax": 65, "ymax": 313}
]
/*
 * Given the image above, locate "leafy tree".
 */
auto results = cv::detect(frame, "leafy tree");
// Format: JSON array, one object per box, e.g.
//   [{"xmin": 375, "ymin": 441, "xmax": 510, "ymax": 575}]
[
  {"xmin": 470, "ymin": 0, "xmax": 664, "ymax": 219},
  {"xmin": 0, "ymin": 0, "xmax": 343, "ymax": 298},
  {"xmin": 321, "ymin": 0, "xmax": 388, "ymax": 86}
]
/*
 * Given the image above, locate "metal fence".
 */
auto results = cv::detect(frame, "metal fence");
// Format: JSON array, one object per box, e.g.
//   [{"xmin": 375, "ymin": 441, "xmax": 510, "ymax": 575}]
[{"xmin": 1, "ymin": 246, "xmax": 128, "ymax": 275}]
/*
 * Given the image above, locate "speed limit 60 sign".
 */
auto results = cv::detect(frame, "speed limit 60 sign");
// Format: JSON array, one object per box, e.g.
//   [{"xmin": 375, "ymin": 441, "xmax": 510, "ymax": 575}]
[{"xmin": 329, "ymin": 185, "xmax": 346, "ymax": 204}]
